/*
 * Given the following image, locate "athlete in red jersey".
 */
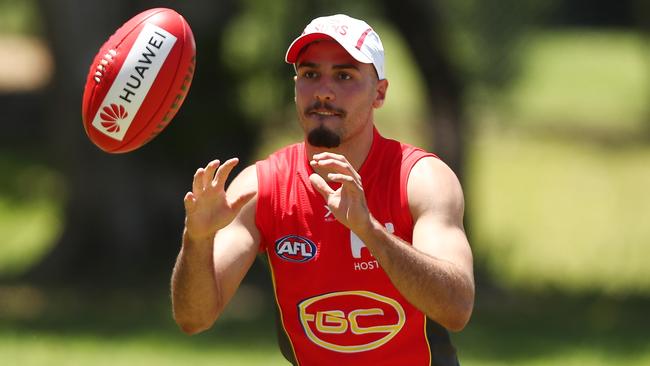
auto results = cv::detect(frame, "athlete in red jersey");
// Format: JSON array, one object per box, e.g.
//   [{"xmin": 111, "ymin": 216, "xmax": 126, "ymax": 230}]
[{"xmin": 171, "ymin": 14, "xmax": 474, "ymax": 366}]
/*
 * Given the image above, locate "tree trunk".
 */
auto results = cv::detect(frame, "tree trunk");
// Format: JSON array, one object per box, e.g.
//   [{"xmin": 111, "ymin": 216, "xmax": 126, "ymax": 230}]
[{"xmin": 381, "ymin": 0, "xmax": 466, "ymax": 182}]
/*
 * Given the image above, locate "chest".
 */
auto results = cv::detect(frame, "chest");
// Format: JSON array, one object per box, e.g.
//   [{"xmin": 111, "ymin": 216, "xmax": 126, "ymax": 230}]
[{"xmin": 263, "ymin": 172, "xmax": 412, "ymax": 282}]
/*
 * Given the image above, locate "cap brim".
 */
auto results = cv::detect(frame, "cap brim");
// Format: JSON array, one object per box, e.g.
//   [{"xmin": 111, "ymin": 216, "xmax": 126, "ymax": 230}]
[{"xmin": 285, "ymin": 33, "xmax": 372, "ymax": 65}]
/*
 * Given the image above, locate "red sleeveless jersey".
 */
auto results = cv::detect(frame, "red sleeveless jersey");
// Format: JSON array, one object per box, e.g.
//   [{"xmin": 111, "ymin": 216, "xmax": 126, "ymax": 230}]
[{"xmin": 255, "ymin": 129, "xmax": 459, "ymax": 366}]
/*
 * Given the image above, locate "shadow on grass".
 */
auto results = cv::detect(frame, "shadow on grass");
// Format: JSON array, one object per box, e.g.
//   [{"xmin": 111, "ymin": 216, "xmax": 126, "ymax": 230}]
[
  {"xmin": 455, "ymin": 287, "xmax": 650, "ymax": 363},
  {"xmin": 1, "ymin": 282, "xmax": 649, "ymax": 363},
  {"xmin": 0, "ymin": 282, "xmax": 280, "ymax": 351}
]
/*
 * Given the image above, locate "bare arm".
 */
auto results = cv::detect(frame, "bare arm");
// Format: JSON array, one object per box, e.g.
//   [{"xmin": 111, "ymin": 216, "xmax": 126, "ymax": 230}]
[
  {"xmin": 310, "ymin": 153, "xmax": 474, "ymax": 331},
  {"xmin": 171, "ymin": 159, "xmax": 259, "ymax": 335},
  {"xmin": 360, "ymin": 157, "xmax": 473, "ymax": 331}
]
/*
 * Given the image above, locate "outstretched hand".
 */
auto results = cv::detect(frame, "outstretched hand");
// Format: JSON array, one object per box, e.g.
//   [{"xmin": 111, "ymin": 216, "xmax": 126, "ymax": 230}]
[
  {"xmin": 183, "ymin": 158, "xmax": 256, "ymax": 242},
  {"xmin": 309, "ymin": 152, "xmax": 372, "ymax": 234}
]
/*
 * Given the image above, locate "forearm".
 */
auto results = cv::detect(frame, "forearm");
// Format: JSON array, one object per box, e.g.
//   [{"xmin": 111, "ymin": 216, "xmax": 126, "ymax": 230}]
[
  {"xmin": 355, "ymin": 218, "xmax": 474, "ymax": 331},
  {"xmin": 171, "ymin": 229, "xmax": 222, "ymax": 334}
]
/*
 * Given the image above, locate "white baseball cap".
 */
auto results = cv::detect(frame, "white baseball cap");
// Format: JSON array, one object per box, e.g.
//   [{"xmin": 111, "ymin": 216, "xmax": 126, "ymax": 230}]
[{"xmin": 285, "ymin": 14, "xmax": 385, "ymax": 80}]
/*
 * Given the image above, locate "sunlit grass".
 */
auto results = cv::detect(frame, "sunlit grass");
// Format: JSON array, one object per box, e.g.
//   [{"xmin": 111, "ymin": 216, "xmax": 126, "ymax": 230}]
[
  {"xmin": 468, "ymin": 128, "xmax": 650, "ymax": 294},
  {"xmin": 505, "ymin": 29, "xmax": 649, "ymax": 133},
  {"xmin": 465, "ymin": 29, "xmax": 650, "ymax": 294},
  {"xmin": 0, "ymin": 332, "xmax": 287, "ymax": 366}
]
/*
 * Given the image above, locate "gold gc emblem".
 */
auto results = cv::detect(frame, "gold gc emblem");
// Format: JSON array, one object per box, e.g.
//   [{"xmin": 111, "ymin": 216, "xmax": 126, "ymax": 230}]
[{"xmin": 298, "ymin": 290, "xmax": 406, "ymax": 353}]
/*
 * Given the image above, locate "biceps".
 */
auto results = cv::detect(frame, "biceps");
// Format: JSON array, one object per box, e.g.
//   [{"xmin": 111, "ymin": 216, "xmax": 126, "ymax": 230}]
[{"xmin": 412, "ymin": 215, "xmax": 473, "ymax": 273}]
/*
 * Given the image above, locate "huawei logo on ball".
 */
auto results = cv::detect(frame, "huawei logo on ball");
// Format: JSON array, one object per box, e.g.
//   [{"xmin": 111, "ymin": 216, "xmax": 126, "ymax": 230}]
[{"xmin": 99, "ymin": 103, "xmax": 128, "ymax": 133}]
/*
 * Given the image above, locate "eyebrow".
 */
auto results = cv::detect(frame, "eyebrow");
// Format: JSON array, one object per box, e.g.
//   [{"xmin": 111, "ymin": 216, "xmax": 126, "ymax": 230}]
[{"xmin": 296, "ymin": 61, "xmax": 360, "ymax": 71}]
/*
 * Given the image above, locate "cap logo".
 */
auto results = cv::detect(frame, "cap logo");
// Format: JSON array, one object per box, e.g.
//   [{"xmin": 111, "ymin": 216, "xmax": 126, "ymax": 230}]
[
  {"xmin": 312, "ymin": 22, "xmax": 348, "ymax": 36},
  {"xmin": 355, "ymin": 28, "xmax": 373, "ymax": 50}
]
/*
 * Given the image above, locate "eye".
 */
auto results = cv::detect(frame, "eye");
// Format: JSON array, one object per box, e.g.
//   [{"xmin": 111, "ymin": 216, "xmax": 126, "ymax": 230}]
[
  {"xmin": 302, "ymin": 71, "xmax": 318, "ymax": 79},
  {"xmin": 338, "ymin": 72, "xmax": 352, "ymax": 80}
]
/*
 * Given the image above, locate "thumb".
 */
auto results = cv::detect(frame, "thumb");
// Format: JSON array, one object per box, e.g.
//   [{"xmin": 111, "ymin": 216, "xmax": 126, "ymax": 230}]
[
  {"xmin": 229, "ymin": 190, "xmax": 257, "ymax": 212},
  {"xmin": 309, "ymin": 173, "xmax": 334, "ymax": 200},
  {"xmin": 183, "ymin": 192, "xmax": 196, "ymax": 213}
]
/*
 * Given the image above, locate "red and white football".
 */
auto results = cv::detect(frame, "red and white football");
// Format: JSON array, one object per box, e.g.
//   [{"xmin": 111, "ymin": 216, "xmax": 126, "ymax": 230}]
[{"xmin": 81, "ymin": 8, "xmax": 195, "ymax": 153}]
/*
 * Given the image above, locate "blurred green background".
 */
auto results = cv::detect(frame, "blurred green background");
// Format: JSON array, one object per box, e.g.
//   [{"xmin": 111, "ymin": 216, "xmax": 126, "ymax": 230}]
[{"xmin": 1, "ymin": 0, "xmax": 648, "ymax": 365}]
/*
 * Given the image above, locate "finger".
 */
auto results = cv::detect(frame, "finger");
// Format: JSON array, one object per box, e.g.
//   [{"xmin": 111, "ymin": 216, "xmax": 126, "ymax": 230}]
[
  {"xmin": 327, "ymin": 173, "xmax": 356, "ymax": 185},
  {"xmin": 229, "ymin": 190, "xmax": 257, "ymax": 212},
  {"xmin": 328, "ymin": 173, "xmax": 365, "ymax": 196},
  {"xmin": 183, "ymin": 191, "xmax": 196, "ymax": 213},
  {"xmin": 203, "ymin": 159, "xmax": 221, "ymax": 190},
  {"xmin": 310, "ymin": 158, "xmax": 349, "ymax": 171},
  {"xmin": 213, "ymin": 158, "xmax": 240, "ymax": 191},
  {"xmin": 312, "ymin": 152, "xmax": 345, "ymax": 161},
  {"xmin": 193, "ymin": 168, "xmax": 205, "ymax": 194},
  {"xmin": 309, "ymin": 173, "xmax": 335, "ymax": 200},
  {"xmin": 312, "ymin": 159, "xmax": 362, "ymax": 184}
]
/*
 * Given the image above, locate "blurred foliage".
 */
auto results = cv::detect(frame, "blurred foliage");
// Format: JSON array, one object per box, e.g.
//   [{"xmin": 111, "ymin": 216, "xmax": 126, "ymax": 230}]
[
  {"xmin": 0, "ymin": 0, "xmax": 41, "ymax": 35},
  {"xmin": 443, "ymin": 0, "xmax": 556, "ymax": 90},
  {"xmin": 0, "ymin": 155, "xmax": 64, "ymax": 277}
]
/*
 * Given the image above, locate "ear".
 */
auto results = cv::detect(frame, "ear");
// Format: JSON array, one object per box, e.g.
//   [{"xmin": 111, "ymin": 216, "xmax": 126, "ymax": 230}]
[
  {"xmin": 293, "ymin": 75, "xmax": 298, "ymax": 102},
  {"xmin": 372, "ymin": 79, "xmax": 388, "ymax": 109}
]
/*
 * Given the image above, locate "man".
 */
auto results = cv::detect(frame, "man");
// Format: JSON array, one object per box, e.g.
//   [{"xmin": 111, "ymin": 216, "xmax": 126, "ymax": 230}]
[{"xmin": 171, "ymin": 14, "xmax": 474, "ymax": 366}]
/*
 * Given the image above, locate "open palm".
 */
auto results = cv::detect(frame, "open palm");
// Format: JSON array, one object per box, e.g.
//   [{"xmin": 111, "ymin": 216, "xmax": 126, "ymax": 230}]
[{"xmin": 183, "ymin": 158, "xmax": 255, "ymax": 241}]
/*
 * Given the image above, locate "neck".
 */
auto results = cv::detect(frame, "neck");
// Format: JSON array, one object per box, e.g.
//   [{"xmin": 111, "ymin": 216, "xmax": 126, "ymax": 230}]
[{"xmin": 306, "ymin": 122, "xmax": 375, "ymax": 174}]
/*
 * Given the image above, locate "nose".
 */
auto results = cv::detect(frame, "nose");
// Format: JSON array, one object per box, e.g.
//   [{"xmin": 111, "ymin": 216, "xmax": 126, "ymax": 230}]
[{"xmin": 314, "ymin": 78, "xmax": 335, "ymax": 102}]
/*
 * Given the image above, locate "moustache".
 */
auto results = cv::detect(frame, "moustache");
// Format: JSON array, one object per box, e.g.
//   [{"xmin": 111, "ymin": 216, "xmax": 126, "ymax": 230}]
[{"xmin": 305, "ymin": 102, "xmax": 346, "ymax": 117}]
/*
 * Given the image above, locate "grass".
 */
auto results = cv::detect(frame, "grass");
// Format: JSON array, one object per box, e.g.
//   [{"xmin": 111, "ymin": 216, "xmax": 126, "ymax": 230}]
[
  {"xmin": 464, "ymin": 29, "xmax": 650, "ymax": 295},
  {"xmin": 1, "ymin": 285, "xmax": 649, "ymax": 366},
  {"xmin": 467, "ymin": 128, "xmax": 650, "ymax": 295},
  {"xmin": 505, "ymin": 29, "xmax": 649, "ymax": 134},
  {"xmin": 455, "ymin": 291, "xmax": 650, "ymax": 366},
  {"xmin": 0, "ymin": 284, "xmax": 289, "ymax": 366},
  {"xmin": 1, "ymin": 332, "xmax": 287, "ymax": 366}
]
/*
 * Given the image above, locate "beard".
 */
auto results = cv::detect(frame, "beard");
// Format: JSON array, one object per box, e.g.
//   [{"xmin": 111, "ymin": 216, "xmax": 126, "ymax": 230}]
[
  {"xmin": 307, "ymin": 124, "xmax": 341, "ymax": 148},
  {"xmin": 304, "ymin": 101, "xmax": 345, "ymax": 148}
]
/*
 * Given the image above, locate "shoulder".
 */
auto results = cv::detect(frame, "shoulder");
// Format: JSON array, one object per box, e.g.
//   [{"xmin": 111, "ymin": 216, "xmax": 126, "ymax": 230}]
[
  {"xmin": 407, "ymin": 156, "xmax": 465, "ymax": 221},
  {"xmin": 227, "ymin": 164, "xmax": 258, "ymax": 198}
]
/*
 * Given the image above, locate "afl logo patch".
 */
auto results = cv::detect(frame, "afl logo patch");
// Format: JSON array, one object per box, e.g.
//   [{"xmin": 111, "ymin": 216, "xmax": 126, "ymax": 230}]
[{"xmin": 275, "ymin": 235, "xmax": 317, "ymax": 263}]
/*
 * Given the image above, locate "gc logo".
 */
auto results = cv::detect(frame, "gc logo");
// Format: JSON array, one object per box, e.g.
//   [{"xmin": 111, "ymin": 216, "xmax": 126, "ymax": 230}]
[{"xmin": 298, "ymin": 290, "xmax": 405, "ymax": 353}]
